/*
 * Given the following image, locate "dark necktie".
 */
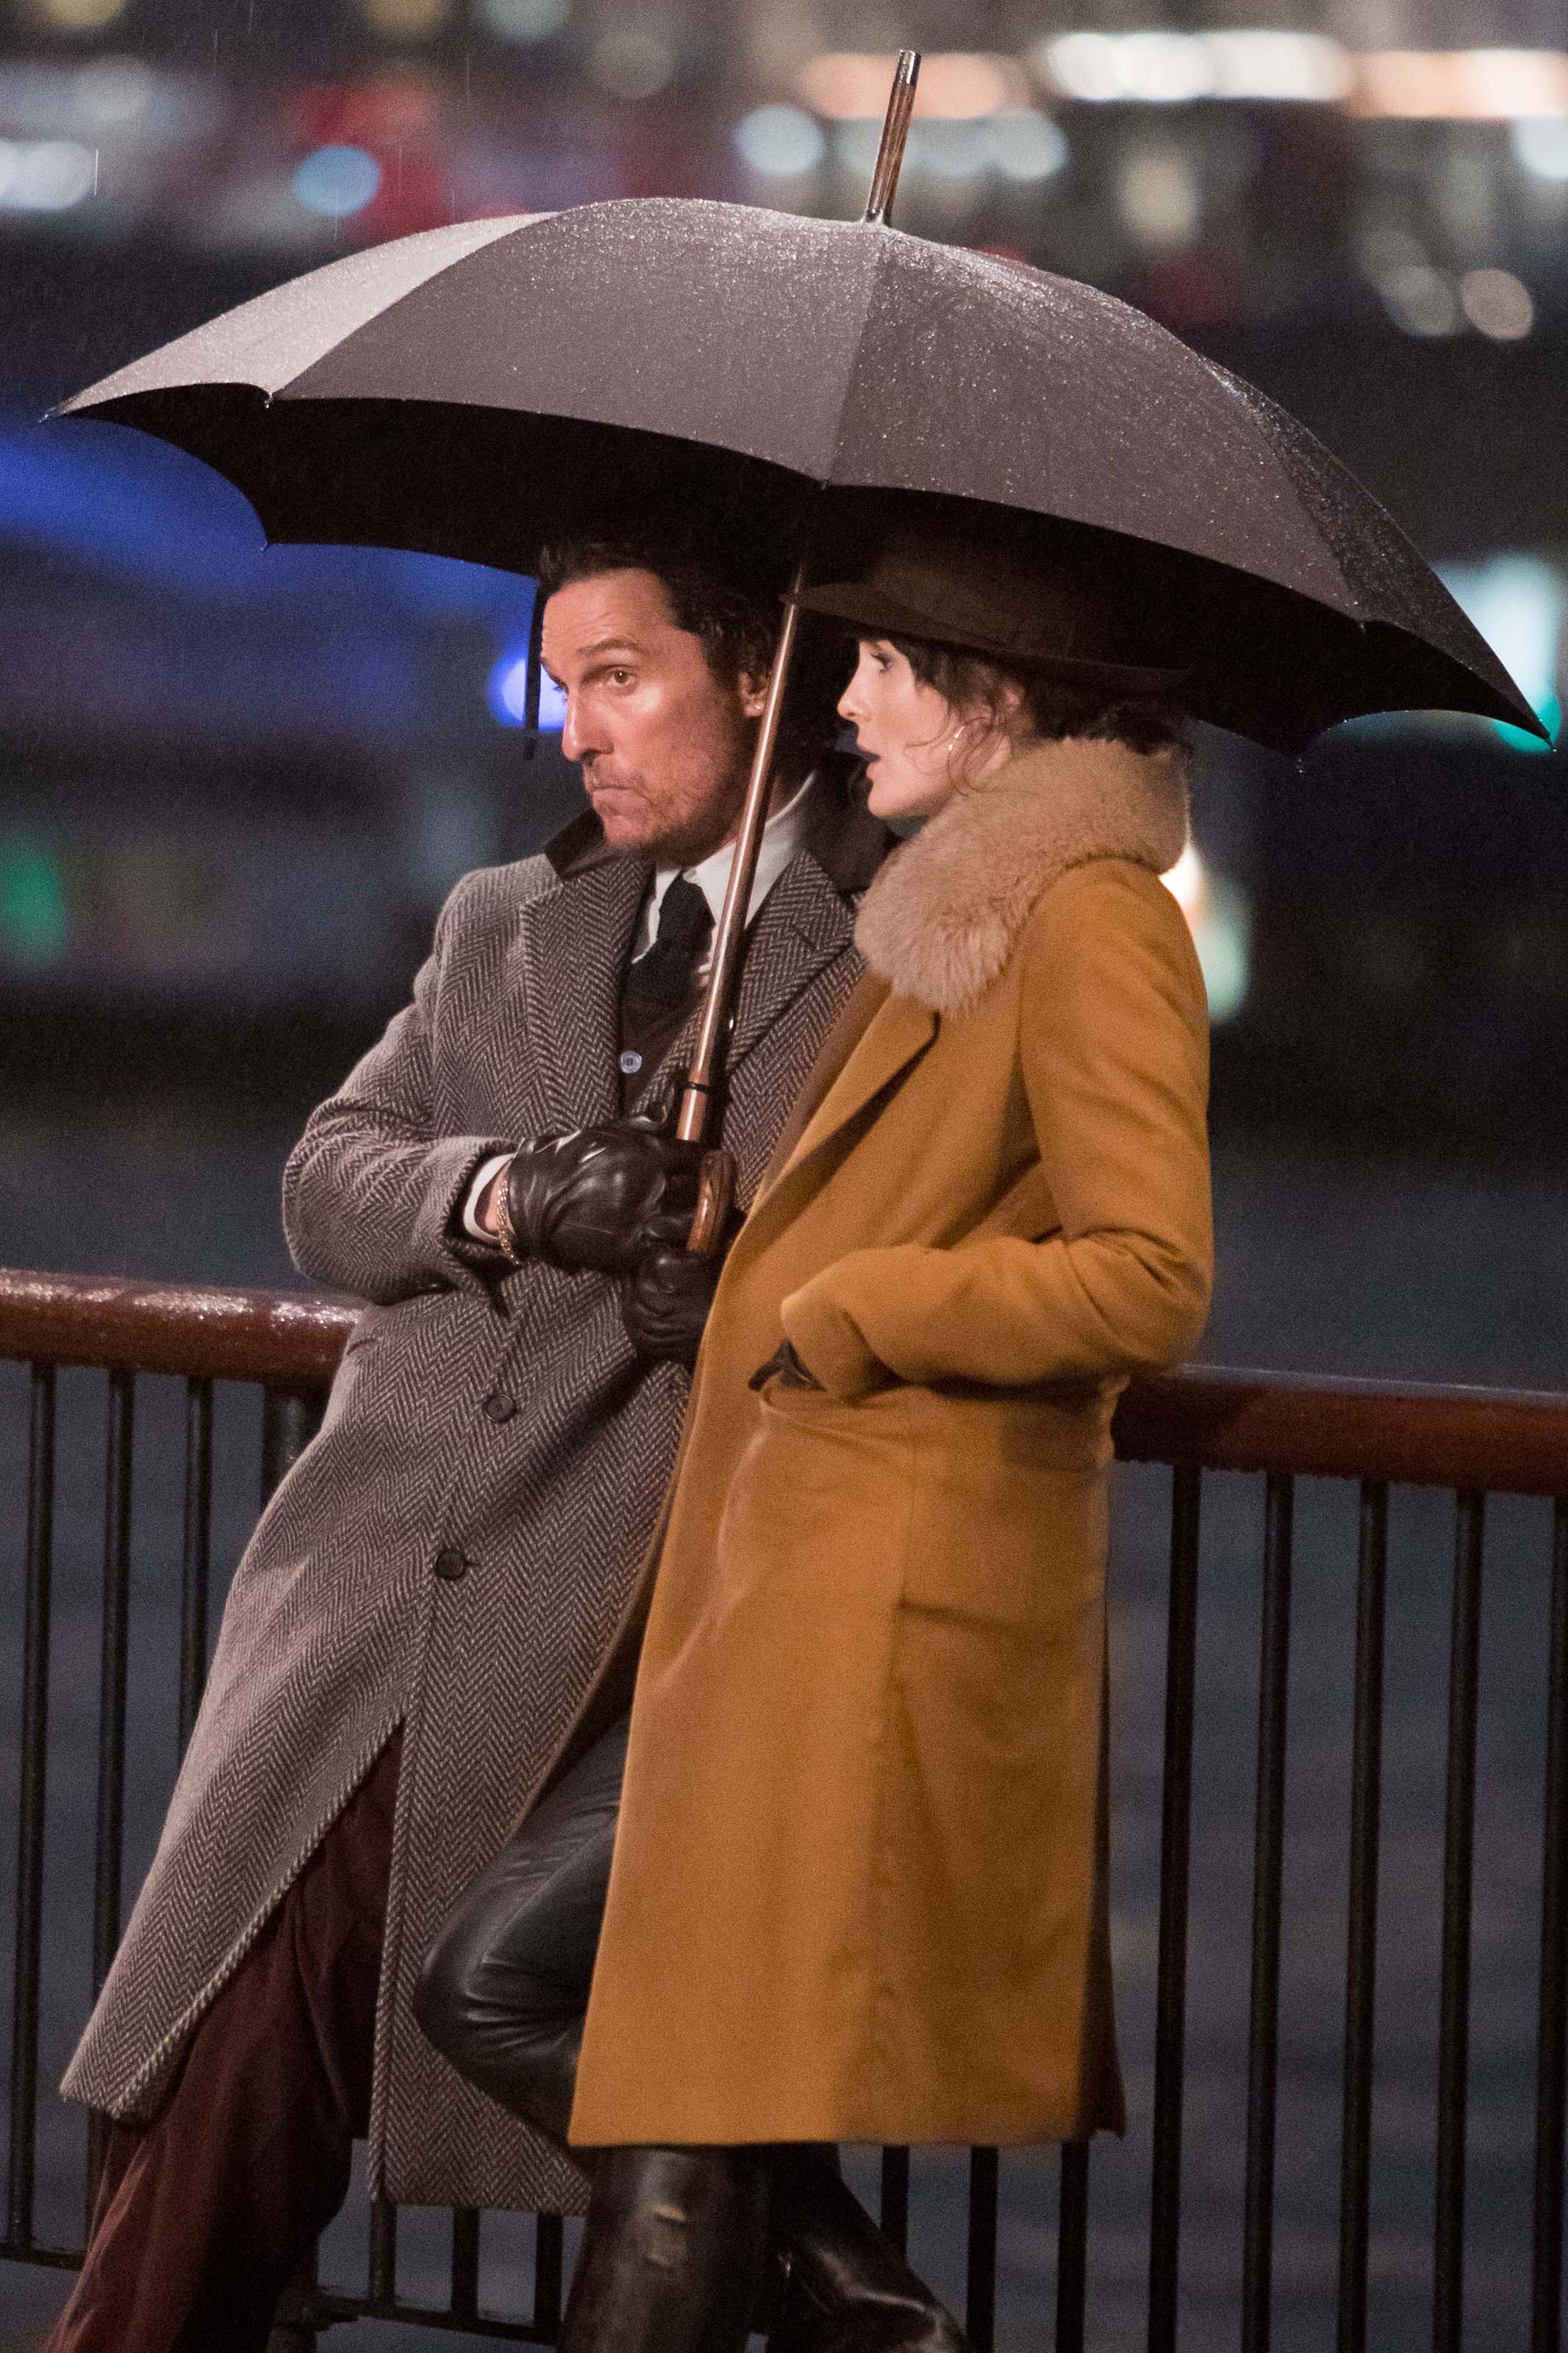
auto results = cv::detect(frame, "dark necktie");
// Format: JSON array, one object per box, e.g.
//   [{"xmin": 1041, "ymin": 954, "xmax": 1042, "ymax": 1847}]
[{"xmin": 626, "ymin": 874, "xmax": 714, "ymax": 1012}]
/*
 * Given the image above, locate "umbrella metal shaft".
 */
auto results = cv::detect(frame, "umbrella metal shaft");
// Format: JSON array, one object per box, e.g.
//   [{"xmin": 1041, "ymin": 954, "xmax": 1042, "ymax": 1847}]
[
  {"xmin": 676, "ymin": 49, "xmax": 923, "ymax": 1239},
  {"xmin": 863, "ymin": 50, "xmax": 920, "ymax": 226},
  {"xmin": 676, "ymin": 566, "xmax": 804, "ymax": 1149}
]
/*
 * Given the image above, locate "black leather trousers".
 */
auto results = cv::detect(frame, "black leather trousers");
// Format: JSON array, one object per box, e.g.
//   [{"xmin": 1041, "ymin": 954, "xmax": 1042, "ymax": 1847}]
[
  {"xmin": 413, "ymin": 1717, "xmax": 629, "ymax": 2145},
  {"xmin": 415, "ymin": 1717, "xmax": 973, "ymax": 2353}
]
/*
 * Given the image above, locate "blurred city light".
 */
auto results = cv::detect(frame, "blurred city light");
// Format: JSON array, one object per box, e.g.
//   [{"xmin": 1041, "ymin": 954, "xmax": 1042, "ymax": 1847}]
[
  {"xmin": 488, "ymin": 644, "xmax": 568, "ymax": 731},
  {"xmin": 357, "ymin": 0, "xmax": 451, "ymax": 36},
  {"xmin": 1036, "ymin": 29, "xmax": 1347, "ymax": 105},
  {"xmin": 1377, "ymin": 262, "xmax": 1461, "ymax": 337},
  {"xmin": 1512, "ymin": 116, "xmax": 1568, "ymax": 177},
  {"xmin": 293, "ymin": 144, "xmax": 383, "ymax": 218},
  {"xmin": 478, "ymin": 0, "xmax": 569, "ymax": 42},
  {"xmin": 1161, "ymin": 840, "xmax": 1251, "ymax": 1024},
  {"xmin": 799, "ymin": 53, "xmax": 1026, "ymax": 121},
  {"xmin": 1459, "ymin": 267, "xmax": 1534, "ymax": 338},
  {"xmin": 74, "ymin": 57, "xmax": 151, "ymax": 125},
  {"xmin": 734, "ymin": 104, "xmax": 824, "ymax": 178},
  {"xmin": 590, "ymin": 30, "xmax": 676, "ymax": 102},
  {"xmin": 30, "ymin": 0, "xmax": 127, "ymax": 29},
  {"xmin": 0, "ymin": 837, "xmax": 68, "ymax": 968},
  {"xmin": 1118, "ymin": 147, "xmax": 1200, "ymax": 249},
  {"xmin": 1438, "ymin": 553, "xmax": 1563, "ymax": 749},
  {"xmin": 985, "ymin": 110, "xmax": 1067, "ymax": 181},
  {"xmin": 1206, "ymin": 32, "xmax": 1350, "ymax": 103},
  {"xmin": 0, "ymin": 137, "xmax": 96, "ymax": 209},
  {"xmin": 1353, "ymin": 49, "xmax": 1568, "ymax": 121}
]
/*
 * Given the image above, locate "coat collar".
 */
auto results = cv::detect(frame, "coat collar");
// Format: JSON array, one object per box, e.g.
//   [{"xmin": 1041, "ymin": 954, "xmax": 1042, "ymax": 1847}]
[{"xmin": 855, "ymin": 735, "xmax": 1189, "ymax": 1015}]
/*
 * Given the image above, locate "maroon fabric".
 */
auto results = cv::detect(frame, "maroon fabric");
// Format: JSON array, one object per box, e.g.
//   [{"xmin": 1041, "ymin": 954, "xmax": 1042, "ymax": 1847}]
[{"xmin": 42, "ymin": 1733, "xmax": 401, "ymax": 2353}]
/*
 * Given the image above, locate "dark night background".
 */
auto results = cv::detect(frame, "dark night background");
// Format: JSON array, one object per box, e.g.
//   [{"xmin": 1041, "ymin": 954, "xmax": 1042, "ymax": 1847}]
[{"xmin": 1, "ymin": 0, "xmax": 1564, "ymax": 2345}]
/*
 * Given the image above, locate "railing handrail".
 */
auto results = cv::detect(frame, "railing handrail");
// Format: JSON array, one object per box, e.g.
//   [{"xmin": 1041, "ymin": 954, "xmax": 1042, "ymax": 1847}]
[{"xmin": 1, "ymin": 1263, "xmax": 1567, "ymax": 1497}]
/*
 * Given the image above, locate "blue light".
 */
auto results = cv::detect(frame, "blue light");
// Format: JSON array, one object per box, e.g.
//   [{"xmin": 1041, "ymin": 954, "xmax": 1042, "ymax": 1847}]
[
  {"xmin": 1438, "ymin": 553, "xmax": 1563, "ymax": 754},
  {"xmin": 293, "ymin": 145, "xmax": 383, "ymax": 220},
  {"xmin": 488, "ymin": 643, "xmax": 568, "ymax": 730}
]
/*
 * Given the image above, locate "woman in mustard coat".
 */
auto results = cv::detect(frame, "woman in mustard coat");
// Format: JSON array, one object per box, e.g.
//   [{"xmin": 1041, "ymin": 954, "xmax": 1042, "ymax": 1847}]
[{"xmin": 418, "ymin": 524, "xmax": 1214, "ymax": 2353}]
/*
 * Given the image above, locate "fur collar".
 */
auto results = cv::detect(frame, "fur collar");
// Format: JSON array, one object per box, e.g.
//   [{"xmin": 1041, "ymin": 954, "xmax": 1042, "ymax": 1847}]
[{"xmin": 853, "ymin": 735, "xmax": 1190, "ymax": 1013}]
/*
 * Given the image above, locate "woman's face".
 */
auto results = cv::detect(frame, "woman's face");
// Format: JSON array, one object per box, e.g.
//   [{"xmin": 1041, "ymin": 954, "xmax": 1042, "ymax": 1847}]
[{"xmin": 837, "ymin": 638, "xmax": 1017, "ymax": 821}]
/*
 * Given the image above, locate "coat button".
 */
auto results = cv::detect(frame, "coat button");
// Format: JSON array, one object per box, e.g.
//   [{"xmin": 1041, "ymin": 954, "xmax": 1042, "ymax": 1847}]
[
  {"xmin": 482, "ymin": 1390, "xmax": 517, "ymax": 1424},
  {"xmin": 618, "ymin": 1049, "xmax": 643, "ymax": 1074},
  {"xmin": 433, "ymin": 1547, "xmax": 468, "ymax": 1582}
]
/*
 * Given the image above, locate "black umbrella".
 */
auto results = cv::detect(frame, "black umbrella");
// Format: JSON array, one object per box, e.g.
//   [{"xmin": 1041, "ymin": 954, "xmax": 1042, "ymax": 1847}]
[
  {"xmin": 53, "ymin": 54, "xmax": 1544, "ymax": 1208},
  {"xmin": 57, "ymin": 149, "xmax": 1535, "ymax": 756}
]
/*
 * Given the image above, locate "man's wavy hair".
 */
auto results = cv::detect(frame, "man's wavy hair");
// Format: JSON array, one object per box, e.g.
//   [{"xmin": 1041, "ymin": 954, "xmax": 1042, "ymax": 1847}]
[{"xmin": 536, "ymin": 532, "xmax": 848, "ymax": 782}]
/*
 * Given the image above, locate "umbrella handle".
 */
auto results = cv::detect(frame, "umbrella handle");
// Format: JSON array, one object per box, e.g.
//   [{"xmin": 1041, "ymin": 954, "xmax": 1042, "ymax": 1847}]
[{"xmin": 685, "ymin": 1148, "xmax": 737, "ymax": 1259}]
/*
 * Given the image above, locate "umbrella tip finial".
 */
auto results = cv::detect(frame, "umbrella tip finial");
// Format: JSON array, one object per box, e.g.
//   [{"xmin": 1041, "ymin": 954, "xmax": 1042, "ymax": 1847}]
[{"xmin": 862, "ymin": 49, "xmax": 920, "ymax": 228}]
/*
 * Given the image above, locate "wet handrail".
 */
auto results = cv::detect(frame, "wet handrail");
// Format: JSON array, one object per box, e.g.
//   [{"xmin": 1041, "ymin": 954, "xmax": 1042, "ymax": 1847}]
[{"xmin": 3, "ymin": 1265, "xmax": 1567, "ymax": 1497}]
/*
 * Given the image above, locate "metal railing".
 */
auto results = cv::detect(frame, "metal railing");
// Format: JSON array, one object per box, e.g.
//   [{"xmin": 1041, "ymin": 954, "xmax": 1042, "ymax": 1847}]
[{"xmin": 2, "ymin": 1265, "xmax": 1566, "ymax": 2349}]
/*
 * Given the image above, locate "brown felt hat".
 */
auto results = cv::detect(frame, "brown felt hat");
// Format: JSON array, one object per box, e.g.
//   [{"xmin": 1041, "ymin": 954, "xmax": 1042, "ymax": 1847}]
[{"xmin": 796, "ymin": 521, "xmax": 1186, "ymax": 696}]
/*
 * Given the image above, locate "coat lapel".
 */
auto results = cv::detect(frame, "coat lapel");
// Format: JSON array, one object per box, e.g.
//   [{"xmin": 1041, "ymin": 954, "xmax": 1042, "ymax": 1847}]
[
  {"xmin": 648, "ymin": 849, "xmax": 859, "ymax": 1113},
  {"xmin": 736, "ymin": 986, "xmax": 936, "ymax": 1260},
  {"xmin": 726, "ymin": 853, "xmax": 860, "ymax": 1074},
  {"xmin": 514, "ymin": 851, "xmax": 649, "ymax": 1130}
]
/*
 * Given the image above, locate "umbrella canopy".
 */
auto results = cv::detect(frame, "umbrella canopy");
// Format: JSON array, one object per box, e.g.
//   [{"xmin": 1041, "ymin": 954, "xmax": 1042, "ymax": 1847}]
[{"xmin": 58, "ymin": 198, "xmax": 1542, "ymax": 752}]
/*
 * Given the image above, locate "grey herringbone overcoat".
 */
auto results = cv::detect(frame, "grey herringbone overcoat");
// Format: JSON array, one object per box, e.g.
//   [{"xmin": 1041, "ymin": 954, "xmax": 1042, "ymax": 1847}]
[{"xmin": 61, "ymin": 779, "xmax": 887, "ymax": 2215}]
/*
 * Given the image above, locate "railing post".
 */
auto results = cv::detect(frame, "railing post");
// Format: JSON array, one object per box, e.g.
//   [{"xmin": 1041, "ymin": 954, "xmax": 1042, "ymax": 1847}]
[
  {"xmin": 1337, "ymin": 1480, "xmax": 1389, "ymax": 2353},
  {"xmin": 7, "ymin": 1363, "xmax": 56, "ymax": 2251},
  {"xmin": 1531, "ymin": 1497, "xmax": 1568, "ymax": 2353},
  {"xmin": 451, "ymin": 2206, "xmax": 481, "ymax": 2323},
  {"xmin": 965, "ymin": 2146, "xmax": 998, "ymax": 2353},
  {"xmin": 179, "ymin": 1377, "xmax": 214, "ymax": 1756},
  {"xmin": 261, "ymin": 1386, "xmax": 324, "ymax": 1506},
  {"xmin": 1148, "ymin": 1462, "xmax": 1202, "ymax": 2353},
  {"xmin": 87, "ymin": 1367, "xmax": 135, "ymax": 2217},
  {"xmin": 1242, "ymin": 1474, "xmax": 1295, "ymax": 2353},
  {"xmin": 879, "ymin": 2146, "xmax": 911, "ymax": 2254},
  {"xmin": 534, "ymin": 2213, "xmax": 565, "ymax": 2337},
  {"xmin": 1056, "ymin": 2141, "xmax": 1090, "ymax": 2353},
  {"xmin": 1433, "ymin": 1491, "xmax": 1485, "ymax": 2353}
]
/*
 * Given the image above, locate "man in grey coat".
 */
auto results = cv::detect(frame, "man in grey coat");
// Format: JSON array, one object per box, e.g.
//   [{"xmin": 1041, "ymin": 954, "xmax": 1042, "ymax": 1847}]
[{"xmin": 46, "ymin": 538, "xmax": 888, "ymax": 2353}]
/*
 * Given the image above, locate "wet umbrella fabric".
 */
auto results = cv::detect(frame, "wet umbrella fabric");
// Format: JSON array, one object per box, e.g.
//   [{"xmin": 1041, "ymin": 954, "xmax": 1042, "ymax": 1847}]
[{"xmin": 60, "ymin": 198, "xmax": 1539, "ymax": 751}]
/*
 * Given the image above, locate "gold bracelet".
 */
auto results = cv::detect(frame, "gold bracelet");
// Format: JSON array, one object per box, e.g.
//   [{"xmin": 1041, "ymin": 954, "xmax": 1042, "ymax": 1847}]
[{"xmin": 488, "ymin": 1163, "xmax": 526, "ymax": 1265}]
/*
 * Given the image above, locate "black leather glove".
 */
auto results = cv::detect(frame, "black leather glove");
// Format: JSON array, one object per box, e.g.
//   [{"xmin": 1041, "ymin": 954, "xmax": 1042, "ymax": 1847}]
[
  {"xmin": 620, "ymin": 1215, "xmax": 726, "ymax": 1365},
  {"xmin": 501, "ymin": 1116, "xmax": 706, "ymax": 1276}
]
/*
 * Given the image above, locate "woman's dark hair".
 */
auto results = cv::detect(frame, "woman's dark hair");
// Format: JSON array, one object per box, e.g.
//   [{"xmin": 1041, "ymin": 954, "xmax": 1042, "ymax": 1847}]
[
  {"xmin": 889, "ymin": 633, "xmax": 1190, "ymax": 760},
  {"xmin": 536, "ymin": 532, "xmax": 848, "ymax": 780}
]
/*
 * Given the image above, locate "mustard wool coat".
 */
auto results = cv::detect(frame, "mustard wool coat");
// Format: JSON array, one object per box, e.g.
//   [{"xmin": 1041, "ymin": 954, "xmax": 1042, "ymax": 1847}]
[{"xmin": 569, "ymin": 737, "xmax": 1213, "ymax": 2150}]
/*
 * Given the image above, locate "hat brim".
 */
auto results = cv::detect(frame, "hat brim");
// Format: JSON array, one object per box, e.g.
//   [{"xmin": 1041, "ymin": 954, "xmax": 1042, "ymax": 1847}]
[{"xmin": 796, "ymin": 582, "xmax": 1187, "ymax": 697}]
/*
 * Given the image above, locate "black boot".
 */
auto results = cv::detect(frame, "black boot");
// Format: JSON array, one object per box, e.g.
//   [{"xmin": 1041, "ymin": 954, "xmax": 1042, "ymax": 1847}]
[
  {"xmin": 558, "ymin": 2143, "xmax": 771, "ymax": 2353},
  {"xmin": 766, "ymin": 2152, "xmax": 973, "ymax": 2353}
]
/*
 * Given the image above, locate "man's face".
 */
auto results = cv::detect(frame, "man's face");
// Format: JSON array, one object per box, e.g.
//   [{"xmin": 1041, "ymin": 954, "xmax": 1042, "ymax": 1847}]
[{"xmin": 541, "ymin": 568, "xmax": 765, "ymax": 863}]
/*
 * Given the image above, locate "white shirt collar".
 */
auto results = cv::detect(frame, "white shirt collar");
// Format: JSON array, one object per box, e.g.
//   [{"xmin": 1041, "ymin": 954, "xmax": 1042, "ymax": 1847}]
[{"xmin": 637, "ymin": 773, "xmax": 816, "ymax": 957}]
